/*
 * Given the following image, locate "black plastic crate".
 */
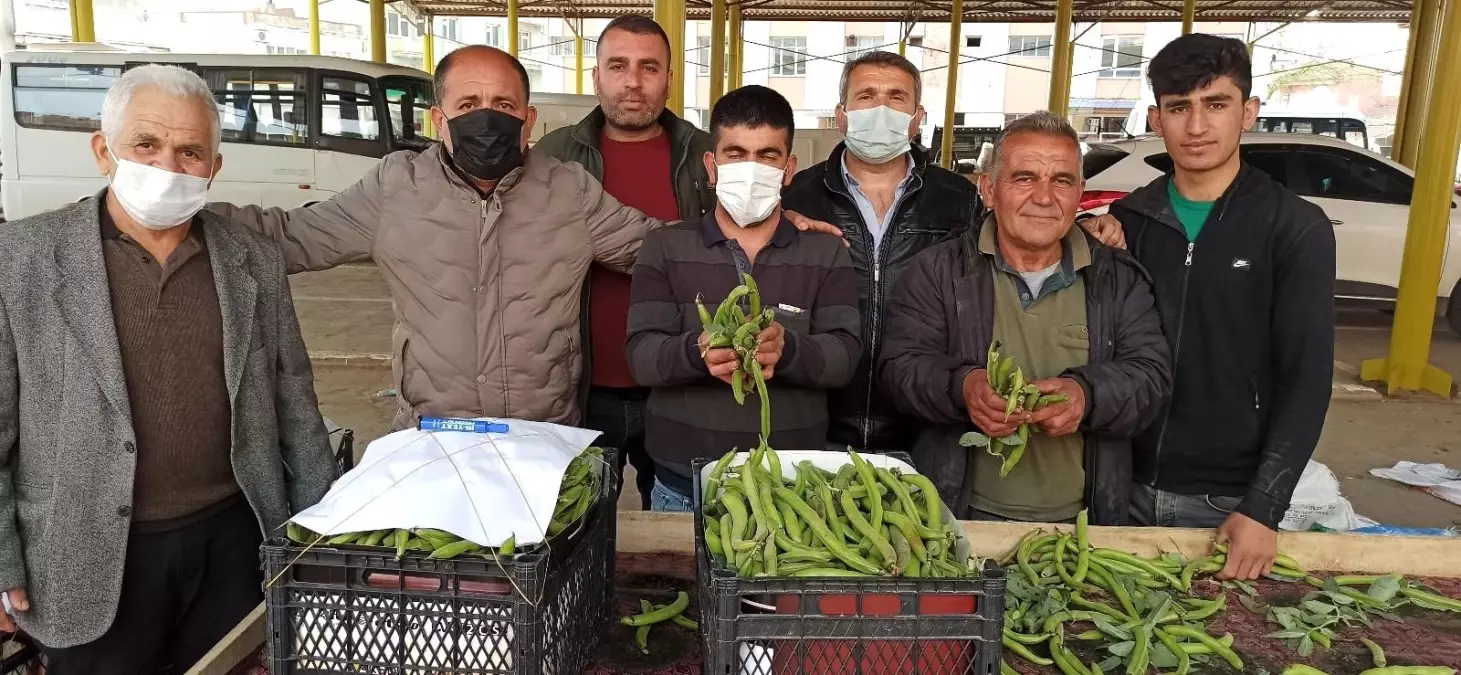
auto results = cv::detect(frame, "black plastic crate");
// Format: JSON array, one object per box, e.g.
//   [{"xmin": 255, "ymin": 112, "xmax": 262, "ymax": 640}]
[
  {"xmin": 692, "ymin": 453, "xmax": 1006, "ymax": 675},
  {"xmin": 0, "ymin": 632, "xmax": 41, "ymax": 675},
  {"xmin": 262, "ymin": 448, "xmax": 618, "ymax": 674}
]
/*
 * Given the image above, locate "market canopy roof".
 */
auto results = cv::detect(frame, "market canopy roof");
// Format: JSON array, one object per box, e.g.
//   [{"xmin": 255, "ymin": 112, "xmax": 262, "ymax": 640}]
[{"xmin": 403, "ymin": 0, "xmax": 1412, "ymax": 23}]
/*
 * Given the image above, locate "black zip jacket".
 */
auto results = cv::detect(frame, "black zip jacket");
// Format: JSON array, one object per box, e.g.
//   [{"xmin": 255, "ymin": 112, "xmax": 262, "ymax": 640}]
[
  {"xmin": 1109, "ymin": 164, "xmax": 1336, "ymax": 529},
  {"xmin": 877, "ymin": 221, "xmax": 1171, "ymax": 525},
  {"xmin": 781, "ymin": 142, "xmax": 984, "ymax": 453}
]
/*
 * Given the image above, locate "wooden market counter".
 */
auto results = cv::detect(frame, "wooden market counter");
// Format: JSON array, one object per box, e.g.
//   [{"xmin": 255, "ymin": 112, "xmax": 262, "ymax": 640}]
[{"xmin": 186, "ymin": 512, "xmax": 1461, "ymax": 674}]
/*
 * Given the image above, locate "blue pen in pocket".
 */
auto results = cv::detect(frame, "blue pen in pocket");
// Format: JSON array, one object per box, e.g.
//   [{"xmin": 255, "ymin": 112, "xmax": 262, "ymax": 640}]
[{"xmin": 418, "ymin": 417, "xmax": 511, "ymax": 434}]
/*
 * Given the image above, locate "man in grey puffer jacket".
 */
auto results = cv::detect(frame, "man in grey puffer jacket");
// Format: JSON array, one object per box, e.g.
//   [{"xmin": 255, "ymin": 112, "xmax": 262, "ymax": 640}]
[{"xmin": 210, "ymin": 46, "xmax": 667, "ymax": 429}]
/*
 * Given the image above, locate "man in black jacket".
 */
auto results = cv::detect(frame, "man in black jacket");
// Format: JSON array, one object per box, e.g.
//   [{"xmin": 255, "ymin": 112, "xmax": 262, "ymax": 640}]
[
  {"xmin": 1092, "ymin": 35, "xmax": 1335, "ymax": 579},
  {"xmin": 781, "ymin": 51, "xmax": 984, "ymax": 454},
  {"xmin": 878, "ymin": 112, "xmax": 1170, "ymax": 525}
]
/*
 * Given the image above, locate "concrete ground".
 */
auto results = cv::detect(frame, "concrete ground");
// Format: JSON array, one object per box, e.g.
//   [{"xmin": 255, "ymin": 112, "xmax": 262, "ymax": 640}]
[{"xmin": 297, "ymin": 264, "xmax": 1461, "ymax": 529}]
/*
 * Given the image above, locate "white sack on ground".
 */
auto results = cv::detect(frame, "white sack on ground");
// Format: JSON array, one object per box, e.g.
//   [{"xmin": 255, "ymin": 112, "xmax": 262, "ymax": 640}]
[
  {"xmin": 1370, "ymin": 461, "xmax": 1461, "ymax": 507},
  {"xmin": 1281, "ymin": 460, "xmax": 1369, "ymax": 532}
]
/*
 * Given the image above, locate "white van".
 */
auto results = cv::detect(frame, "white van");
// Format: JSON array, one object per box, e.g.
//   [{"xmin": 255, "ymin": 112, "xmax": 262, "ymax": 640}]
[{"xmin": 0, "ymin": 47, "xmax": 600, "ymax": 220}]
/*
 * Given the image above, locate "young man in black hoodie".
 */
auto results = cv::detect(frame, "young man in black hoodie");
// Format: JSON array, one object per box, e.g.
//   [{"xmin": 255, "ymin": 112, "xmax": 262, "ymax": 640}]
[{"xmin": 1094, "ymin": 35, "xmax": 1336, "ymax": 580}]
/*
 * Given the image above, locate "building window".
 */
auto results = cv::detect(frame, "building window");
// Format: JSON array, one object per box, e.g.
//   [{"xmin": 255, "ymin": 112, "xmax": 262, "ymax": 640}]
[
  {"xmin": 1099, "ymin": 36, "xmax": 1144, "ymax": 78},
  {"xmin": 908, "ymin": 36, "xmax": 924, "ymax": 48},
  {"xmin": 846, "ymin": 35, "xmax": 880, "ymax": 60},
  {"xmin": 266, "ymin": 45, "xmax": 306, "ymax": 55},
  {"xmin": 435, "ymin": 18, "xmax": 459, "ymax": 42},
  {"xmin": 485, "ymin": 24, "xmax": 503, "ymax": 47},
  {"xmin": 548, "ymin": 36, "xmax": 595, "ymax": 57},
  {"xmin": 1008, "ymin": 35, "xmax": 1052, "ymax": 57},
  {"xmin": 954, "ymin": 112, "xmax": 966, "ymax": 126},
  {"xmin": 13, "ymin": 64, "xmax": 120, "ymax": 132},
  {"xmin": 965, "ymin": 36, "xmax": 982, "ymax": 48},
  {"xmin": 386, "ymin": 11, "xmax": 414, "ymax": 38},
  {"xmin": 770, "ymin": 36, "xmax": 808, "ymax": 76},
  {"xmin": 520, "ymin": 31, "xmax": 532, "ymax": 51},
  {"xmin": 696, "ymin": 36, "xmax": 711, "ymax": 75}
]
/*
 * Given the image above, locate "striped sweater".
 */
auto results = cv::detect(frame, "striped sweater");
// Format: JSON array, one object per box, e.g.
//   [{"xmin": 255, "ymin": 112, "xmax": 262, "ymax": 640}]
[{"xmin": 625, "ymin": 212, "xmax": 862, "ymax": 496}]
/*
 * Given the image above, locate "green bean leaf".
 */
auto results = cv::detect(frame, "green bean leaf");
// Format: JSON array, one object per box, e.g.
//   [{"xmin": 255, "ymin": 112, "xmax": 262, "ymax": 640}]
[
  {"xmin": 1107, "ymin": 641, "xmax": 1135, "ymax": 657},
  {"xmin": 1368, "ymin": 575, "xmax": 1403, "ymax": 603},
  {"xmin": 1303, "ymin": 600, "xmax": 1337, "ymax": 615},
  {"xmin": 1142, "ymin": 590, "xmax": 1172, "ymax": 614},
  {"xmin": 1326, "ymin": 590, "xmax": 1355, "ymax": 605},
  {"xmin": 1264, "ymin": 630, "xmax": 1308, "ymax": 639},
  {"xmin": 1238, "ymin": 594, "xmax": 1264, "ymax": 614},
  {"xmin": 1270, "ymin": 606, "xmax": 1303, "ymax": 630},
  {"xmin": 958, "ymin": 432, "xmax": 991, "ymax": 448},
  {"xmin": 1092, "ymin": 615, "xmax": 1134, "ymax": 641},
  {"xmin": 1150, "ymin": 644, "xmax": 1179, "ymax": 669},
  {"xmin": 1376, "ymin": 611, "xmax": 1404, "ymax": 623},
  {"xmin": 1099, "ymin": 656, "xmax": 1124, "ymax": 673},
  {"xmin": 1298, "ymin": 634, "xmax": 1315, "ymax": 657}
]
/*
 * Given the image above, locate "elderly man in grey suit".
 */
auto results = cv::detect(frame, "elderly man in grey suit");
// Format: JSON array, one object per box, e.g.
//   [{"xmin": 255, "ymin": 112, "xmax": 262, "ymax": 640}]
[{"xmin": 0, "ymin": 64, "xmax": 337, "ymax": 673}]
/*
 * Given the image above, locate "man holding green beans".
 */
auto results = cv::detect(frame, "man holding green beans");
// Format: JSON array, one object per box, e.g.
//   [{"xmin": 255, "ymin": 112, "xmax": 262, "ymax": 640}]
[{"xmin": 879, "ymin": 111, "xmax": 1171, "ymax": 525}]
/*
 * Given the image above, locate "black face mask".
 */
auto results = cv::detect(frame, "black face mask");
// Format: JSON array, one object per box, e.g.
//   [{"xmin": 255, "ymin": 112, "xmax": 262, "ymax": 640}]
[{"xmin": 446, "ymin": 108, "xmax": 524, "ymax": 181}]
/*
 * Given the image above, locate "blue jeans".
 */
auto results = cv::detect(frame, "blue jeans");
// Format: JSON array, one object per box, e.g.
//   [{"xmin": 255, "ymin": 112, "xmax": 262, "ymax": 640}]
[
  {"xmin": 650, "ymin": 478, "xmax": 695, "ymax": 513},
  {"xmin": 1129, "ymin": 483, "xmax": 1242, "ymax": 529}
]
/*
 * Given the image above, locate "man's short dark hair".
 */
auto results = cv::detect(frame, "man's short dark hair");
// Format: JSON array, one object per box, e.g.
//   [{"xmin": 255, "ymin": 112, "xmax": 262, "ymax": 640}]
[
  {"xmin": 598, "ymin": 15, "xmax": 672, "ymax": 61},
  {"xmin": 710, "ymin": 85, "xmax": 796, "ymax": 149},
  {"xmin": 1148, "ymin": 33, "xmax": 1252, "ymax": 101},
  {"xmin": 840, "ymin": 51, "xmax": 923, "ymax": 105},
  {"xmin": 434, "ymin": 46, "xmax": 531, "ymax": 105}
]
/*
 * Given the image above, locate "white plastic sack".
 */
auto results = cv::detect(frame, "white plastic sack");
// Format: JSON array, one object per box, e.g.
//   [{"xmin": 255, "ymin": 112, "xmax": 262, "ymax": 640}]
[
  {"xmin": 1370, "ymin": 461, "xmax": 1461, "ymax": 507},
  {"xmin": 289, "ymin": 418, "xmax": 601, "ymax": 548},
  {"xmin": 1280, "ymin": 460, "xmax": 1366, "ymax": 532}
]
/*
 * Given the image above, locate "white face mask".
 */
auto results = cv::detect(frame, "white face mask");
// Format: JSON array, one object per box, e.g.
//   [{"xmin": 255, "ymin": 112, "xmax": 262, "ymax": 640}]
[
  {"xmin": 108, "ymin": 150, "xmax": 212, "ymax": 230},
  {"xmin": 714, "ymin": 160, "xmax": 786, "ymax": 227},
  {"xmin": 844, "ymin": 105, "xmax": 915, "ymax": 165}
]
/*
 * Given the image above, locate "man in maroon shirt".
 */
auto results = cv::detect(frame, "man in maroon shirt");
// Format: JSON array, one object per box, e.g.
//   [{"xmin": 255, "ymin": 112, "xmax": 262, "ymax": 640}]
[{"xmin": 534, "ymin": 16, "xmax": 716, "ymax": 507}]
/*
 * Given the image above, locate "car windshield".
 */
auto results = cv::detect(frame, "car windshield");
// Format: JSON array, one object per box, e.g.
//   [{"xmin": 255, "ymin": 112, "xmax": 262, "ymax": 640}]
[{"xmin": 1084, "ymin": 146, "xmax": 1130, "ymax": 179}]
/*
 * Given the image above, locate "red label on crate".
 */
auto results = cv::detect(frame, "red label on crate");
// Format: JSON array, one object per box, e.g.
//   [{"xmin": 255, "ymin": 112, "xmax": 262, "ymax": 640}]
[{"xmin": 768, "ymin": 593, "xmax": 980, "ymax": 674}]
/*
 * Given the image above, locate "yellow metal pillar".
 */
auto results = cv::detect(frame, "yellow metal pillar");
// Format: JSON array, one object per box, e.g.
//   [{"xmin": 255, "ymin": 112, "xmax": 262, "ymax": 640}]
[
  {"xmin": 1396, "ymin": 0, "xmax": 1442, "ymax": 168},
  {"xmin": 1048, "ymin": 0, "xmax": 1074, "ymax": 118},
  {"xmin": 940, "ymin": 0, "xmax": 965, "ymax": 169},
  {"xmin": 1361, "ymin": 0, "xmax": 1461, "ymax": 397},
  {"xmin": 728, "ymin": 3, "xmax": 743, "ymax": 90},
  {"xmin": 424, "ymin": 16, "xmax": 435, "ymax": 72},
  {"xmin": 309, "ymin": 0, "xmax": 321, "ymax": 55},
  {"xmin": 507, "ymin": 0, "xmax": 520, "ymax": 57},
  {"xmin": 710, "ymin": 0, "xmax": 727, "ymax": 107},
  {"xmin": 575, "ymin": 24, "xmax": 585, "ymax": 94},
  {"xmin": 656, "ymin": 0, "xmax": 686, "ymax": 116},
  {"xmin": 369, "ymin": 0, "xmax": 386, "ymax": 64},
  {"xmin": 71, "ymin": 0, "xmax": 94, "ymax": 42},
  {"xmin": 1391, "ymin": 12, "xmax": 1424, "ymax": 158},
  {"xmin": 1181, "ymin": 0, "xmax": 1197, "ymax": 34}
]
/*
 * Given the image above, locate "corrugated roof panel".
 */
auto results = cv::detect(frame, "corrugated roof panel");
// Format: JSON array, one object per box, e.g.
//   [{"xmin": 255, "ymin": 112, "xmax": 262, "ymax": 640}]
[{"xmin": 406, "ymin": 0, "xmax": 1410, "ymax": 23}]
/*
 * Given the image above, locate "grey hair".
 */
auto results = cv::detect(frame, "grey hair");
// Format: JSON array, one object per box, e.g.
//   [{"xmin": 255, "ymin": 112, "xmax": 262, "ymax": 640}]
[
  {"xmin": 984, "ymin": 110, "xmax": 1081, "ymax": 177},
  {"xmin": 839, "ymin": 51, "xmax": 922, "ymax": 106},
  {"xmin": 101, "ymin": 64, "xmax": 222, "ymax": 151}
]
